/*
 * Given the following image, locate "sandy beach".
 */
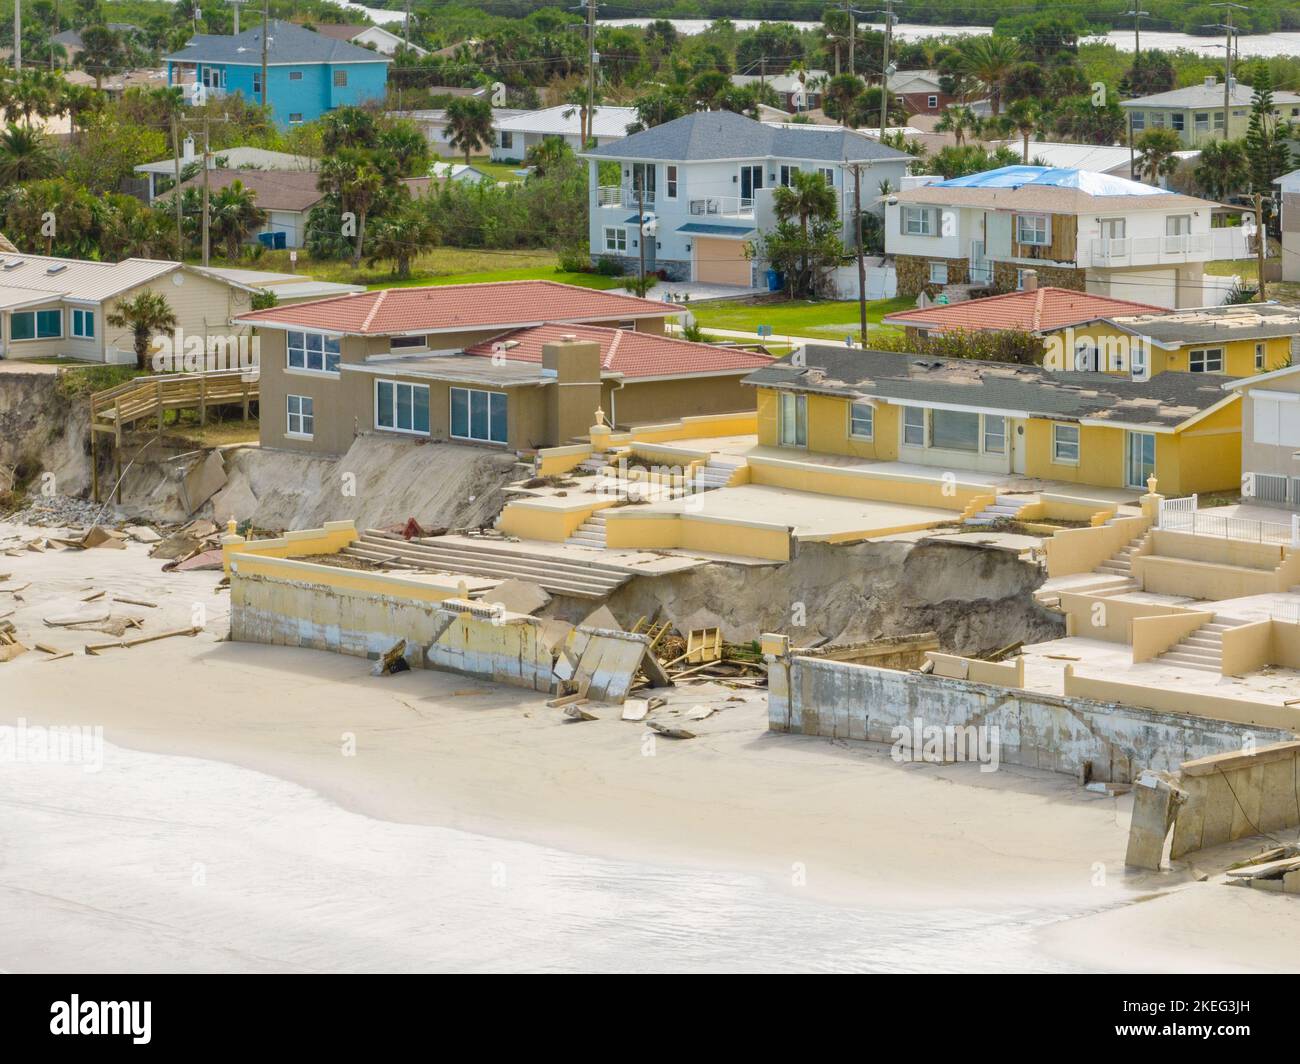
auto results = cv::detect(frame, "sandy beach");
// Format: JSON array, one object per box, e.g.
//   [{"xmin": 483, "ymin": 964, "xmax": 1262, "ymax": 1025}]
[{"xmin": 2, "ymin": 524, "xmax": 1298, "ymax": 972}]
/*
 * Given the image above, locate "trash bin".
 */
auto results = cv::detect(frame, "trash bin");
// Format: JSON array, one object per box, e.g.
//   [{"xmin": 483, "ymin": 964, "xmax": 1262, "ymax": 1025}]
[{"xmin": 766, "ymin": 269, "xmax": 783, "ymax": 291}]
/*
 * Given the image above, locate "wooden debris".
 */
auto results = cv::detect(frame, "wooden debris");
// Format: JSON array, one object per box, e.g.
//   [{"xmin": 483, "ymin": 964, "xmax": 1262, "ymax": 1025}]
[
  {"xmin": 546, "ymin": 692, "xmax": 587, "ymax": 708},
  {"xmin": 114, "ymin": 596, "xmax": 159, "ymax": 609},
  {"xmin": 563, "ymin": 704, "xmax": 598, "ymax": 722},
  {"xmin": 371, "ymin": 639, "xmax": 410, "ymax": 676},
  {"xmin": 84, "ymin": 626, "xmax": 201, "ymax": 655},
  {"xmin": 646, "ymin": 721, "xmax": 695, "ymax": 740},
  {"xmin": 685, "ymin": 627, "xmax": 722, "ymax": 664}
]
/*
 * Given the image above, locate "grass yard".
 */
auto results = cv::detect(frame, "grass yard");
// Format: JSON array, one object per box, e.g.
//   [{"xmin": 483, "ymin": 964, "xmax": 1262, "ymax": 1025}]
[{"xmin": 689, "ymin": 295, "xmax": 915, "ymax": 340}]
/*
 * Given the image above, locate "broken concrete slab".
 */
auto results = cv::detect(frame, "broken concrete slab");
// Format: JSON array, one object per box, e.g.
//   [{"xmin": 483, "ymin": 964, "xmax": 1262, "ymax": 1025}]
[
  {"xmin": 580, "ymin": 604, "xmax": 621, "ymax": 632},
  {"xmin": 169, "ymin": 548, "xmax": 224, "ymax": 572},
  {"xmin": 183, "ymin": 451, "xmax": 228, "ymax": 514},
  {"xmin": 483, "ymin": 578, "xmax": 551, "ymax": 616},
  {"xmin": 81, "ymin": 526, "xmax": 127, "ymax": 550},
  {"xmin": 150, "ymin": 533, "xmax": 203, "ymax": 561},
  {"xmin": 123, "ymin": 525, "xmax": 162, "ymax": 544},
  {"xmin": 622, "ymin": 698, "xmax": 650, "ymax": 722},
  {"xmin": 1125, "ymin": 770, "xmax": 1186, "ymax": 871}
]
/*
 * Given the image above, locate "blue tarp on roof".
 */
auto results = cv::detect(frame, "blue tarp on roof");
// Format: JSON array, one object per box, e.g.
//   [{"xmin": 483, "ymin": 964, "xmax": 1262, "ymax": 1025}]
[
  {"xmin": 935, "ymin": 165, "xmax": 1164, "ymax": 197},
  {"xmin": 676, "ymin": 222, "xmax": 756, "ymax": 236}
]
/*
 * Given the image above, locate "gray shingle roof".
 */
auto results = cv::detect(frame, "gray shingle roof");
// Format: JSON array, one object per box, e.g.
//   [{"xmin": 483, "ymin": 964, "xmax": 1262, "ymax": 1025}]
[
  {"xmin": 1106, "ymin": 302, "xmax": 1300, "ymax": 346},
  {"xmin": 583, "ymin": 110, "xmax": 912, "ymax": 164},
  {"xmin": 164, "ymin": 20, "xmax": 391, "ymax": 66},
  {"xmin": 1118, "ymin": 81, "xmax": 1300, "ymax": 109},
  {"xmin": 742, "ymin": 346, "xmax": 1237, "ymax": 429}
]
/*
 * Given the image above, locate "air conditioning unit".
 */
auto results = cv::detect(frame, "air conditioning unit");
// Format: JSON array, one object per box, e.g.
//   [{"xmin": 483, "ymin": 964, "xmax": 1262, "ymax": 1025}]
[{"xmin": 1252, "ymin": 472, "xmax": 1288, "ymax": 504}]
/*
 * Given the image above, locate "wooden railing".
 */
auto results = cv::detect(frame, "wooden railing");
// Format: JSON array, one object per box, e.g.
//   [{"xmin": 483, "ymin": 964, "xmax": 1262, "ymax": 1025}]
[{"xmin": 91, "ymin": 369, "xmax": 258, "ymax": 440}]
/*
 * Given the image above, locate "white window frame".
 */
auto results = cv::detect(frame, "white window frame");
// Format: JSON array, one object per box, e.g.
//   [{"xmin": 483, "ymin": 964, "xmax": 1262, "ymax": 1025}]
[
  {"xmin": 1165, "ymin": 214, "xmax": 1191, "ymax": 236},
  {"xmin": 603, "ymin": 226, "xmax": 627, "ymax": 253},
  {"xmin": 286, "ymin": 394, "xmax": 314, "ymax": 438},
  {"xmin": 983, "ymin": 414, "xmax": 1006, "ymax": 455},
  {"xmin": 1213, "ymin": 111, "xmax": 1225, "ymax": 130},
  {"xmin": 289, "ymin": 113, "xmax": 304, "ymax": 125},
  {"xmin": 1188, "ymin": 347, "xmax": 1224, "ymax": 373},
  {"xmin": 1016, "ymin": 213, "xmax": 1050, "ymax": 246},
  {"xmin": 1052, "ymin": 423, "xmax": 1080, "ymax": 465},
  {"xmin": 376, "ymin": 380, "xmax": 431, "ymax": 437},
  {"xmin": 1256, "ymin": 341, "xmax": 1266, "ymax": 370},
  {"xmin": 71, "ymin": 308, "xmax": 95, "ymax": 339},
  {"xmin": 902, "ymin": 206, "xmax": 934, "ymax": 237},
  {"xmin": 9, "ymin": 308, "xmax": 62, "ymax": 341},
  {"xmin": 902, "ymin": 406, "xmax": 926, "ymax": 447},
  {"xmin": 1131, "ymin": 111, "xmax": 1145, "ymax": 131},
  {"xmin": 927, "ymin": 94, "xmax": 938, "ymax": 108},
  {"xmin": 849, "ymin": 400, "xmax": 874, "ymax": 440},
  {"xmin": 1194, "ymin": 112, "xmax": 1209, "ymax": 132},
  {"xmin": 928, "ymin": 261, "xmax": 949, "ymax": 285},
  {"xmin": 1170, "ymin": 112, "xmax": 1185, "ymax": 131},
  {"xmin": 287, "ymin": 330, "xmax": 341, "ymax": 374},
  {"xmin": 779, "ymin": 164, "xmax": 799, "ymax": 187},
  {"xmin": 449, "ymin": 386, "xmax": 508, "ymax": 444},
  {"xmin": 665, "ymin": 164, "xmax": 678, "ymax": 199},
  {"xmin": 818, "ymin": 166, "xmax": 835, "ymax": 186}
]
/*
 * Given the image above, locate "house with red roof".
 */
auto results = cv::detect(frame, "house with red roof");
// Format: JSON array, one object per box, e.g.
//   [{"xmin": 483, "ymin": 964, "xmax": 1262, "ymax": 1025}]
[{"xmin": 233, "ymin": 280, "xmax": 770, "ymax": 455}]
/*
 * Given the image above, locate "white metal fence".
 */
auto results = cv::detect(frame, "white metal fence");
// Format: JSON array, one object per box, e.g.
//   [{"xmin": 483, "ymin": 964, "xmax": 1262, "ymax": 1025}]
[{"xmin": 1158, "ymin": 494, "xmax": 1300, "ymax": 546}]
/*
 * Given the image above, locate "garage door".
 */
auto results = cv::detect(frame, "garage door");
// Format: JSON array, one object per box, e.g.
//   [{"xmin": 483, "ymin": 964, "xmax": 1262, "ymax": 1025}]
[{"xmin": 694, "ymin": 237, "xmax": 752, "ymax": 286}]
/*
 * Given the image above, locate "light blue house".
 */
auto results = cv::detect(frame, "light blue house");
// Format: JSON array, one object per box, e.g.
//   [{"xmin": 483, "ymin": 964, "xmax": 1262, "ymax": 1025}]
[{"xmin": 164, "ymin": 20, "xmax": 390, "ymax": 128}]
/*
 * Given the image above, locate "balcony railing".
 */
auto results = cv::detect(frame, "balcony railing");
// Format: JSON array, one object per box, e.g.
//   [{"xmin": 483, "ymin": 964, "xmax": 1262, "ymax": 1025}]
[
  {"xmin": 597, "ymin": 186, "xmax": 655, "ymax": 208},
  {"xmin": 1089, "ymin": 233, "xmax": 1212, "ymax": 265},
  {"xmin": 687, "ymin": 195, "xmax": 754, "ymax": 218}
]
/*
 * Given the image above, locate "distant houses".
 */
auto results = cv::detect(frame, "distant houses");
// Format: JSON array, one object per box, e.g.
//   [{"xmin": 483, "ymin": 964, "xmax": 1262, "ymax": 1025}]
[{"xmin": 1118, "ymin": 76, "xmax": 1300, "ymax": 148}]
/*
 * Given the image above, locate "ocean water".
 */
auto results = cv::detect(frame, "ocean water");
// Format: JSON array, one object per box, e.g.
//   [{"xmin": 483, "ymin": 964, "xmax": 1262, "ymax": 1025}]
[{"xmin": 0, "ymin": 740, "xmax": 1095, "ymax": 973}]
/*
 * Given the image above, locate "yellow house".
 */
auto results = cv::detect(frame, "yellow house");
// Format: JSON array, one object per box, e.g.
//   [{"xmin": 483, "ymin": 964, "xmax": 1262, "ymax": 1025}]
[
  {"xmin": 1048, "ymin": 303, "xmax": 1300, "ymax": 378},
  {"xmin": 744, "ymin": 346, "xmax": 1242, "ymax": 496}
]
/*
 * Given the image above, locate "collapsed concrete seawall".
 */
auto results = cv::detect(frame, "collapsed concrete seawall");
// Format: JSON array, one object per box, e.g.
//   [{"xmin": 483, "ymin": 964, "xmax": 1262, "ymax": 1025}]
[
  {"xmin": 605, "ymin": 537, "xmax": 1062, "ymax": 653},
  {"xmin": 767, "ymin": 650, "xmax": 1293, "ymax": 783}
]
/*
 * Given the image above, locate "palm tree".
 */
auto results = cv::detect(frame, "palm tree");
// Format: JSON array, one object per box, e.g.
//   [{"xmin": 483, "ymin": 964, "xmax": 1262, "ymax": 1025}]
[
  {"xmin": 561, "ymin": 83, "xmax": 604, "ymax": 149},
  {"xmin": 107, "ymin": 291, "xmax": 179, "ymax": 371},
  {"xmin": 445, "ymin": 97, "xmax": 494, "ymax": 166},
  {"xmin": 0, "ymin": 124, "xmax": 56, "ymax": 183},
  {"xmin": 321, "ymin": 106, "xmax": 378, "ymax": 154},
  {"xmin": 1134, "ymin": 128, "xmax": 1184, "ymax": 187},
  {"xmin": 934, "ymin": 104, "xmax": 977, "ymax": 147},
  {"xmin": 80, "ymin": 25, "xmax": 124, "ymax": 92},
  {"xmin": 954, "ymin": 35, "xmax": 1023, "ymax": 117},
  {"xmin": 1006, "ymin": 99, "xmax": 1043, "ymax": 163},
  {"xmin": 772, "ymin": 169, "xmax": 839, "ymax": 295},
  {"xmin": 345, "ymin": 162, "xmax": 384, "ymax": 268},
  {"xmin": 824, "ymin": 73, "xmax": 864, "ymax": 128},
  {"xmin": 378, "ymin": 122, "xmax": 431, "ymax": 178},
  {"xmin": 366, "ymin": 202, "xmax": 438, "ymax": 279},
  {"xmin": 208, "ymin": 181, "xmax": 269, "ymax": 261},
  {"xmin": 1193, "ymin": 138, "xmax": 1249, "ymax": 201}
]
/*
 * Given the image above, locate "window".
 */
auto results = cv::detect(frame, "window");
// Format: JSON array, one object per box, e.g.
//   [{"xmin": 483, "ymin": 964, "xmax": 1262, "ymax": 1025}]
[
  {"xmin": 818, "ymin": 166, "xmax": 835, "ymax": 186},
  {"xmin": 289, "ymin": 70, "xmax": 303, "ymax": 81},
  {"xmin": 984, "ymin": 415, "xmax": 1006, "ymax": 454},
  {"xmin": 287, "ymin": 331, "xmax": 342, "ymax": 373},
  {"xmin": 1131, "ymin": 110, "xmax": 1145, "ymax": 131},
  {"xmin": 617, "ymin": 320, "xmax": 635, "ymax": 331},
  {"xmin": 1149, "ymin": 112, "xmax": 1165, "ymax": 128},
  {"xmin": 929, "ymin": 409, "xmax": 980, "ymax": 452},
  {"xmin": 1194, "ymin": 112, "xmax": 1209, "ymax": 133},
  {"xmin": 779, "ymin": 164, "xmax": 799, "ymax": 187},
  {"xmin": 1256, "ymin": 342, "xmax": 1266, "ymax": 370},
  {"xmin": 377, "ymin": 380, "xmax": 431, "ymax": 435},
  {"xmin": 333, "ymin": 70, "xmax": 349, "ymax": 88},
  {"xmin": 928, "ymin": 262, "xmax": 948, "ymax": 285},
  {"xmin": 1188, "ymin": 347, "xmax": 1224, "ymax": 373},
  {"xmin": 1016, "ymin": 213, "xmax": 1049, "ymax": 246},
  {"xmin": 1213, "ymin": 111, "xmax": 1225, "ymax": 130},
  {"xmin": 1052, "ymin": 423, "xmax": 1080, "ymax": 464},
  {"xmin": 1165, "ymin": 214, "xmax": 1191, "ymax": 236},
  {"xmin": 849, "ymin": 401, "xmax": 873, "ymax": 439},
  {"xmin": 1015, "ymin": 269, "xmax": 1031, "ymax": 290},
  {"xmin": 1131, "ymin": 344, "xmax": 1148, "ymax": 379},
  {"xmin": 927, "ymin": 94, "xmax": 938, "ymax": 108},
  {"xmin": 603, "ymin": 226, "xmax": 627, "ymax": 253},
  {"xmin": 10, "ymin": 309, "xmax": 61, "ymax": 340},
  {"xmin": 666, "ymin": 164, "xmax": 678, "ymax": 199},
  {"xmin": 286, "ymin": 395, "xmax": 314, "ymax": 437},
  {"xmin": 289, "ymin": 113, "xmax": 303, "ymax": 124},
  {"xmin": 902, "ymin": 206, "xmax": 935, "ymax": 236},
  {"xmin": 778, "ymin": 392, "xmax": 806, "ymax": 447},
  {"xmin": 450, "ymin": 386, "xmax": 507, "ymax": 444},
  {"xmin": 902, "ymin": 406, "xmax": 925, "ymax": 447},
  {"xmin": 390, "ymin": 335, "xmax": 427, "ymax": 351},
  {"xmin": 499, "ymin": 130, "xmax": 513, "ymax": 149},
  {"xmin": 1170, "ymin": 113, "xmax": 1185, "ymax": 132},
  {"xmin": 71, "ymin": 308, "xmax": 94, "ymax": 339},
  {"xmin": 252, "ymin": 71, "xmax": 262, "ymax": 96}
]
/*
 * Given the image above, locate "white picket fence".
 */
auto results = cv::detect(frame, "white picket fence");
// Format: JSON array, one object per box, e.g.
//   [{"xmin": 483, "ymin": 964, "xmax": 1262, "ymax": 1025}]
[{"xmin": 1158, "ymin": 494, "xmax": 1300, "ymax": 546}]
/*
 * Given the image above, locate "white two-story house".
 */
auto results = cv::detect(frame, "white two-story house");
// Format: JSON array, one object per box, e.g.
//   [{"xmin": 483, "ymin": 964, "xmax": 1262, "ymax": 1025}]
[
  {"xmin": 885, "ymin": 165, "xmax": 1234, "ymax": 309},
  {"xmin": 581, "ymin": 110, "xmax": 912, "ymax": 287}
]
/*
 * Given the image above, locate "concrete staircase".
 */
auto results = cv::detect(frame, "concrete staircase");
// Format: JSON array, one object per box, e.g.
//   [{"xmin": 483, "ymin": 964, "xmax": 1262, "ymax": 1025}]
[
  {"xmin": 1091, "ymin": 537, "xmax": 1144, "ymax": 593},
  {"xmin": 1154, "ymin": 619, "xmax": 1238, "ymax": 674},
  {"xmin": 965, "ymin": 495, "xmax": 1025, "ymax": 526},
  {"xmin": 565, "ymin": 509, "xmax": 608, "ymax": 548},
  {"xmin": 692, "ymin": 456, "xmax": 744, "ymax": 492},
  {"xmin": 343, "ymin": 531, "xmax": 630, "ymax": 599}
]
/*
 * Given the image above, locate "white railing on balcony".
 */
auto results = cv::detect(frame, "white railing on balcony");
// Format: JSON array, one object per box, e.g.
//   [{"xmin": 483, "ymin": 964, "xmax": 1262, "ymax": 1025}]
[
  {"xmin": 1089, "ymin": 233, "xmax": 1212, "ymax": 266},
  {"xmin": 687, "ymin": 195, "xmax": 754, "ymax": 218},
  {"xmin": 597, "ymin": 186, "xmax": 654, "ymax": 208},
  {"xmin": 1159, "ymin": 494, "xmax": 1300, "ymax": 546}
]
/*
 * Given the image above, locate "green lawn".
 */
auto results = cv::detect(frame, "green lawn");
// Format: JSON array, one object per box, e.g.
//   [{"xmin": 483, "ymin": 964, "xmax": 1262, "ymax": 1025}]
[
  {"xmin": 430, "ymin": 155, "xmax": 528, "ymax": 184},
  {"xmin": 690, "ymin": 295, "xmax": 915, "ymax": 339}
]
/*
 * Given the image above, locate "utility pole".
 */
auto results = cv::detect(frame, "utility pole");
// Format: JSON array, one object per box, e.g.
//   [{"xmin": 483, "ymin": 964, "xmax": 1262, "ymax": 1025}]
[
  {"xmin": 1255, "ymin": 191, "xmax": 1267, "ymax": 302},
  {"xmin": 850, "ymin": 163, "xmax": 867, "ymax": 345},
  {"xmin": 585, "ymin": 0, "xmax": 596, "ymax": 149},
  {"xmin": 1124, "ymin": 8, "xmax": 1149, "ymax": 58},
  {"xmin": 180, "ymin": 112, "xmax": 230, "ymax": 267},
  {"xmin": 172, "ymin": 112, "xmax": 184, "ymax": 256},
  {"xmin": 229, "ymin": 0, "xmax": 248, "ymax": 35},
  {"xmin": 845, "ymin": 0, "xmax": 855, "ymax": 77},
  {"xmin": 877, "ymin": 1, "xmax": 894, "ymax": 140},
  {"xmin": 1209, "ymin": 4, "xmax": 1246, "ymax": 140},
  {"xmin": 636, "ymin": 170, "xmax": 646, "ymax": 294},
  {"xmin": 13, "ymin": 0, "xmax": 21, "ymax": 72},
  {"xmin": 404, "ymin": 0, "xmax": 412, "ymax": 48},
  {"xmin": 261, "ymin": 0, "xmax": 270, "ymax": 118}
]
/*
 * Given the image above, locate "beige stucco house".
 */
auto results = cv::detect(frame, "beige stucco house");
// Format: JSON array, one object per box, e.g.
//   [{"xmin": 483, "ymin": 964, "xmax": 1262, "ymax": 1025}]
[{"xmin": 1225, "ymin": 364, "xmax": 1300, "ymax": 508}]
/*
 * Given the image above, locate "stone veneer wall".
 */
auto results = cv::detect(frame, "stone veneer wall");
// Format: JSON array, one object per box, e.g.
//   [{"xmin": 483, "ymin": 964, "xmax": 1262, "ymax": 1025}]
[
  {"xmin": 991, "ymin": 261, "xmax": 1085, "ymax": 293},
  {"xmin": 895, "ymin": 254, "xmax": 970, "ymax": 298}
]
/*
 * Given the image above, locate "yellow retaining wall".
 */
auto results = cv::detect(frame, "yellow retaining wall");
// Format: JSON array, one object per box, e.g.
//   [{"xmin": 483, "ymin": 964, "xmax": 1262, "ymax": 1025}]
[
  {"xmin": 926, "ymin": 652, "xmax": 1024, "ymax": 687},
  {"xmin": 613, "ymin": 410, "xmax": 757, "ymax": 446},
  {"xmin": 495, "ymin": 496, "xmax": 618, "ymax": 542},
  {"xmin": 603, "ymin": 508, "xmax": 791, "ymax": 561},
  {"xmin": 746, "ymin": 453, "xmax": 984, "ymax": 511},
  {"xmin": 1017, "ymin": 493, "xmax": 1117, "ymax": 526},
  {"xmin": 1171, "ymin": 740, "xmax": 1300, "ymax": 859},
  {"xmin": 1043, "ymin": 514, "xmax": 1151, "ymax": 578},
  {"xmin": 1273, "ymin": 619, "xmax": 1300, "ymax": 669},
  {"xmin": 1136, "ymin": 532, "xmax": 1290, "ymax": 599},
  {"xmin": 228, "ymin": 551, "xmax": 464, "ymax": 604},
  {"xmin": 1131, "ymin": 610, "xmax": 1216, "ymax": 663},
  {"xmin": 536, "ymin": 443, "xmax": 593, "ymax": 477},
  {"xmin": 1220, "ymin": 620, "xmax": 1275, "ymax": 676},
  {"xmin": 1058, "ymin": 591, "xmax": 1202, "ymax": 644},
  {"xmin": 221, "ymin": 519, "xmax": 358, "ymax": 575},
  {"xmin": 1064, "ymin": 666, "xmax": 1300, "ymax": 731}
]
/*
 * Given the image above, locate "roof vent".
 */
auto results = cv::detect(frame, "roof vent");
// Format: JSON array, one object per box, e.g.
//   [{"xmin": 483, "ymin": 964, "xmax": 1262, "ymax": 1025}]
[
  {"xmin": 45, "ymin": 263, "xmax": 68, "ymax": 275},
  {"xmin": 1204, "ymin": 76, "xmax": 1217, "ymax": 88},
  {"xmin": 2, "ymin": 259, "xmax": 22, "ymax": 270}
]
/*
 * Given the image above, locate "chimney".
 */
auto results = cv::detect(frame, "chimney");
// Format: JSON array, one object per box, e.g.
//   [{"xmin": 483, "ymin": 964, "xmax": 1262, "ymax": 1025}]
[
  {"xmin": 542, "ymin": 337, "xmax": 603, "ymax": 446},
  {"xmin": 1204, "ymin": 76, "xmax": 1218, "ymax": 88},
  {"xmin": 1022, "ymin": 269, "xmax": 1038, "ymax": 292}
]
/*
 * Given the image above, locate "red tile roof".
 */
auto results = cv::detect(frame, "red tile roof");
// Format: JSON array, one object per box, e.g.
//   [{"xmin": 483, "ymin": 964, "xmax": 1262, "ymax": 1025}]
[
  {"xmin": 463, "ymin": 323, "xmax": 775, "ymax": 379},
  {"xmin": 882, "ymin": 287, "xmax": 1167, "ymax": 334},
  {"xmin": 233, "ymin": 281, "xmax": 674, "ymax": 335}
]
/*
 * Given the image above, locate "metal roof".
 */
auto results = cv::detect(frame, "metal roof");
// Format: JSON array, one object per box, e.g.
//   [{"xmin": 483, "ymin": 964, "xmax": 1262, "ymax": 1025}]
[
  {"xmin": 164, "ymin": 20, "xmax": 391, "ymax": 66},
  {"xmin": 0, "ymin": 254, "xmax": 179, "ymax": 301},
  {"xmin": 496, "ymin": 105, "xmax": 637, "ymax": 139},
  {"xmin": 135, "ymin": 146, "xmax": 317, "ymax": 176},
  {"xmin": 743, "ymin": 346, "xmax": 1237, "ymax": 430}
]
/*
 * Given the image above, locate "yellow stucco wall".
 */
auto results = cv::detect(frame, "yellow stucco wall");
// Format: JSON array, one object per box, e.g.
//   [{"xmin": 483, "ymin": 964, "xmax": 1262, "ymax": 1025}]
[
  {"xmin": 1050, "ymin": 323, "xmax": 1292, "ymax": 378},
  {"xmin": 755, "ymin": 388, "xmax": 900, "ymax": 460},
  {"xmin": 1025, "ymin": 420, "xmax": 1125, "ymax": 487}
]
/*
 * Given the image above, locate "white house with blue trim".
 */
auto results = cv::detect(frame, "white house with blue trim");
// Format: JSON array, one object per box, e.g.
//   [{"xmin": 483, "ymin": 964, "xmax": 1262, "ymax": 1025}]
[
  {"xmin": 581, "ymin": 110, "xmax": 911, "ymax": 286},
  {"xmin": 165, "ymin": 20, "xmax": 390, "ymax": 128}
]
